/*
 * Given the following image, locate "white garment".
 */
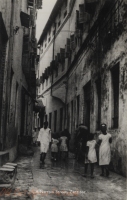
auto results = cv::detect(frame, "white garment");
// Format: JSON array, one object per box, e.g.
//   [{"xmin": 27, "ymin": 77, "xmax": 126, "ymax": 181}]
[
  {"xmin": 99, "ymin": 133, "xmax": 111, "ymax": 165},
  {"xmin": 85, "ymin": 140, "xmax": 97, "ymax": 163},
  {"xmin": 37, "ymin": 128, "xmax": 51, "ymax": 153},
  {"xmin": 51, "ymin": 138, "xmax": 59, "ymax": 152}
]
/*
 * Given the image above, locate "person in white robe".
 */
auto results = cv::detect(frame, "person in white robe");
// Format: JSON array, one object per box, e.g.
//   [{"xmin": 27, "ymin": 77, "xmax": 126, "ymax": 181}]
[{"xmin": 37, "ymin": 121, "xmax": 51, "ymax": 164}]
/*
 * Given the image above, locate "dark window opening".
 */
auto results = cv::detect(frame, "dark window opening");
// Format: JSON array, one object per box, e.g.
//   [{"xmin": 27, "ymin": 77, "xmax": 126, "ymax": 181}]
[
  {"xmin": 45, "ymin": 114, "xmax": 47, "ymax": 122},
  {"xmin": 83, "ymin": 81, "xmax": 91, "ymax": 131},
  {"xmin": 54, "ymin": 110, "xmax": 57, "ymax": 132},
  {"xmin": 49, "ymin": 113, "xmax": 52, "ymax": 129},
  {"xmin": 48, "ymin": 37, "xmax": 51, "ymax": 43},
  {"xmin": 58, "ymin": 21, "xmax": 61, "ymax": 27},
  {"xmin": 66, "ymin": 104, "xmax": 69, "ymax": 130},
  {"xmin": 111, "ymin": 63, "xmax": 119, "ymax": 128},
  {"xmin": 64, "ymin": 10, "xmax": 67, "ymax": 18},
  {"xmin": 77, "ymin": 95, "xmax": 80, "ymax": 125},
  {"xmin": 60, "ymin": 108, "xmax": 63, "ymax": 131},
  {"xmin": 71, "ymin": 100, "xmax": 73, "ymax": 133},
  {"xmin": 96, "ymin": 78, "xmax": 101, "ymax": 130}
]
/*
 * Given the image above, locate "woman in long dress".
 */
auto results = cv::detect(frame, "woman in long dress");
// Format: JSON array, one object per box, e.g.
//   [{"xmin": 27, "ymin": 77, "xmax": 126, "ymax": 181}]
[{"xmin": 98, "ymin": 124, "xmax": 112, "ymax": 177}]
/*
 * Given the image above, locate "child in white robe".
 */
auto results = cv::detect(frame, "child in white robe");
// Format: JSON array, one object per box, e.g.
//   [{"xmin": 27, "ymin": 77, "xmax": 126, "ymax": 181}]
[{"xmin": 83, "ymin": 133, "xmax": 97, "ymax": 178}]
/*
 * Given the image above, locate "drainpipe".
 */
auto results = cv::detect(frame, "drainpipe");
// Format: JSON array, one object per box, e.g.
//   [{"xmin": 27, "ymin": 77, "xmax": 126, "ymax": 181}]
[{"xmin": 51, "ymin": 22, "xmax": 56, "ymax": 95}]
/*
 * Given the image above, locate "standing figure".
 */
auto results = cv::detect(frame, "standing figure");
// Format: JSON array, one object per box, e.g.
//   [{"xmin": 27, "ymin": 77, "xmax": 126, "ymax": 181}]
[
  {"xmin": 98, "ymin": 123, "xmax": 112, "ymax": 177},
  {"xmin": 83, "ymin": 133, "xmax": 97, "ymax": 178},
  {"xmin": 51, "ymin": 134, "xmax": 59, "ymax": 161},
  {"xmin": 37, "ymin": 121, "xmax": 51, "ymax": 168},
  {"xmin": 59, "ymin": 131, "xmax": 68, "ymax": 160}
]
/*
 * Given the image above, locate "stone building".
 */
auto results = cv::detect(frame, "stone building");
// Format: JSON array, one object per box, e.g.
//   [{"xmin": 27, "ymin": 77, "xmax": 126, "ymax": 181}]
[
  {"xmin": 37, "ymin": 0, "xmax": 127, "ymax": 176},
  {"xmin": 0, "ymin": 0, "xmax": 42, "ymax": 165}
]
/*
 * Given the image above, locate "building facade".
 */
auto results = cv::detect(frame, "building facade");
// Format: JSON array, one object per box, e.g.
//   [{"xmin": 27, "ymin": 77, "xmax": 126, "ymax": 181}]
[
  {"xmin": 0, "ymin": 0, "xmax": 42, "ymax": 164},
  {"xmin": 37, "ymin": 0, "xmax": 127, "ymax": 176}
]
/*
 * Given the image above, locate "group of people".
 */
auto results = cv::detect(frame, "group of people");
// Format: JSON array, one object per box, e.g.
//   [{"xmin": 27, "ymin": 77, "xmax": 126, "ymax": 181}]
[
  {"xmin": 37, "ymin": 121, "xmax": 70, "ymax": 167},
  {"xmin": 82, "ymin": 123, "xmax": 112, "ymax": 178},
  {"xmin": 36, "ymin": 121, "xmax": 112, "ymax": 179}
]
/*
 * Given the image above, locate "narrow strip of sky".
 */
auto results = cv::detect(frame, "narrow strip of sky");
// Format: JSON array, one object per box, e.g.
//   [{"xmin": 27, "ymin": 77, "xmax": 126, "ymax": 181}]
[{"xmin": 36, "ymin": 0, "xmax": 57, "ymax": 41}]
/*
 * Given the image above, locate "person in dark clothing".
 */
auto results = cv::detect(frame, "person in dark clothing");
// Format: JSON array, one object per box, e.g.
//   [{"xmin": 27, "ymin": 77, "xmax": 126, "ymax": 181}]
[{"xmin": 76, "ymin": 124, "xmax": 88, "ymax": 161}]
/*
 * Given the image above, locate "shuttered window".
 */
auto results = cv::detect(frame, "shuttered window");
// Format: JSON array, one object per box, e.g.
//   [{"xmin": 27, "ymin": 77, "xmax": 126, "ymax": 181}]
[
  {"xmin": 23, "ymin": 35, "xmax": 29, "ymax": 53},
  {"xmin": 79, "ymin": 4, "xmax": 85, "ymax": 24},
  {"xmin": 60, "ymin": 48, "xmax": 65, "ymax": 62},
  {"xmin": 65, "ymin": 38, "xmax": 70, "ymax": 58},
  {"xmin": 70, "ymin": 34, "xmax": 75, "ymax": 50},
  {"xmin": 111, "ymin": 64, "xmax": 119, "ymax": 128},
  {"xmin": 37, "ymin": 0, "xmax": 42, "ymax": 9},
  {"xmin": 28, "ymin": 0, "xmax": 34, "ymax": 7},
  {"xmin": 20, "ymin": 11, "xmax": 30, "ymax": 28}
]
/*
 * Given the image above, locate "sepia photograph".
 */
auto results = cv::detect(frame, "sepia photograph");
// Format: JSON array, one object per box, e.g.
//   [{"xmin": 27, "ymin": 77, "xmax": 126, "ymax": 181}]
[{"xmin": 0, "ymin": 0, "xmax": 127, "ymax": 199}]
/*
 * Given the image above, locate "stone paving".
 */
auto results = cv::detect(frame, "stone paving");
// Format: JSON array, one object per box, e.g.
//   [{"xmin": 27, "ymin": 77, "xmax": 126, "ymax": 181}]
[{"xmin": 0, "ymin": 147, "xmax": 127, "ymax": 200}]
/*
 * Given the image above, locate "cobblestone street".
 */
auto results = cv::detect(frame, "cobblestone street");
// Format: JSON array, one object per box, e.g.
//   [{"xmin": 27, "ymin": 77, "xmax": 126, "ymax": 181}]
[{"xmin": 0, "ymin": 147, "xmax": 126, "ymax": 200}]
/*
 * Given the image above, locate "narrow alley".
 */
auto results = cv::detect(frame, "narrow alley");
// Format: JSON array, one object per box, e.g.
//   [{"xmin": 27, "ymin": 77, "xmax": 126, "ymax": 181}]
[{"xmin": 0, "ymin": 147, "xmax": 126, "ymax": 200}]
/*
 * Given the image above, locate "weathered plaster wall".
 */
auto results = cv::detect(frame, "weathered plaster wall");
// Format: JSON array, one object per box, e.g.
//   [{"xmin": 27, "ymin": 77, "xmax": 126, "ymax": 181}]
[{"xmin": 66, "ymin": 0, "xmax": 127, "ymax": 176}]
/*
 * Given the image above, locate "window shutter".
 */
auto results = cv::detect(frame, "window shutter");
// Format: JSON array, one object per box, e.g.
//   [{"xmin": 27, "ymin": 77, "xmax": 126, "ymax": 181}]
[
  {"xmin": 23, "ymin": 35, "xmax": 29, "ymax": 53},
  {"xmin": 28, "ymin": 0, "xmax": 34, "ymax": 7},
  {"xmin": 45, "ymin": 68, "xmax": 48, "ymax": 79},
  {"xmin": 30, "ymin": 9, "xmax": 34, "ymax": 26},
  {"xmin": 20, "ymin": 11, "xmax": 30, "ymax": 28},
  {"xmin": 65, "ymin": 38, "xmax": 70, "ymax": 58},
  {"xmin": 42, "ymin": 73, "xmax": 45, "ymax": 82},
  {"xmin": 31, "ymin": 26, "xmax": 36, "ymax": 40},
  {"xmin": 79, "ymin": 4, "xmax": 85, "ymax": 24},
  {"xmin": 37, "ymin": 0, "xmax": 43, "ymax": 9},
  {"xmin": 75, "ymin": 10, "xmax": 79, "ymax": 30},
  {"xmin": 22, "ymin": 54, "xmax": 29, "ymax": 74},
  {"xmin": 51, "ymin": 60, "xmax": 56, "ymax": 71},
  {"xmin": 57, "ymin": 53, "xmax": 61, "ymax": 63},
  {"xmin": 75, "ymin": 29, "xmax": 82, "ymax": 38},
  {"xmin": 70, "ymin": 34, "xmax": 75, "ymax": 50},
  {"xmin": 55, "ymin": 55, "xmax": 58, "ymax": 67},
  {"xmin": 60, "ymin": 48, "xmax": 65, "ymax": 62},
  {"xmin": 47, "ymin": 66, "xmax": 51, "ymax": 75}
]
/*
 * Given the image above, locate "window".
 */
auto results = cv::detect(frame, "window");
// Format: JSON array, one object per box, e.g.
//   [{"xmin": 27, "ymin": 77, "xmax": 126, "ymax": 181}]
[
  {"xmin": 70, "ymin": 34, "xmax": 75, "ymax": 51},
  {"xmin": 48, "ymin": 37, "xmax": 51, "ymax": 43},
  {"xmin": 60, "ymin": 108, "xmax": 63, "ymax": 131},
  {"xmin": 71, "ymin": 100, "xmax": 73, "ymax": 133},
  {"xmin": 95, "ymin": 78, "xmax": 101, "ymax": 130},
  {"xmin": 58, "ymin": 21, "xmax": 61, "ymax": 27},
  {"xmin": 76, "ymin": 95, "xmax": 80, "ymax": 125},
  {"xmin": 53, "ymin": 30, "xmax": 55, "ymax": 36},
  {"xmin": 54, "ymin": 110, "xmax": 57, "ymax": 132},
  {"xmin": 46, "ymin": 79, "xmax": 48, "ymax": 86},
  {"xmin": 111, "ymin": 63, "xmax": 119, "ymax": 128},
  {"xmin": 45, "ymin": 43, "xmax": 47, "ymax": 48},
  {"xmin": 64, "ymin": 10, "xmax": 67, "ymax": 18},
  {"xmin": 83, "ymin": 81, "xmax": 91, "ymax": 131},
  {"xmin": 45, "ymin": 114, "xmax": 47, "ymax": 122},
  {"xmin": 66, "ymin": 103, "xmax": 69, "ymax": 130},
  {"xmin": 49, "ymin": 113, "xmax": 52, "ymax": 129}
]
